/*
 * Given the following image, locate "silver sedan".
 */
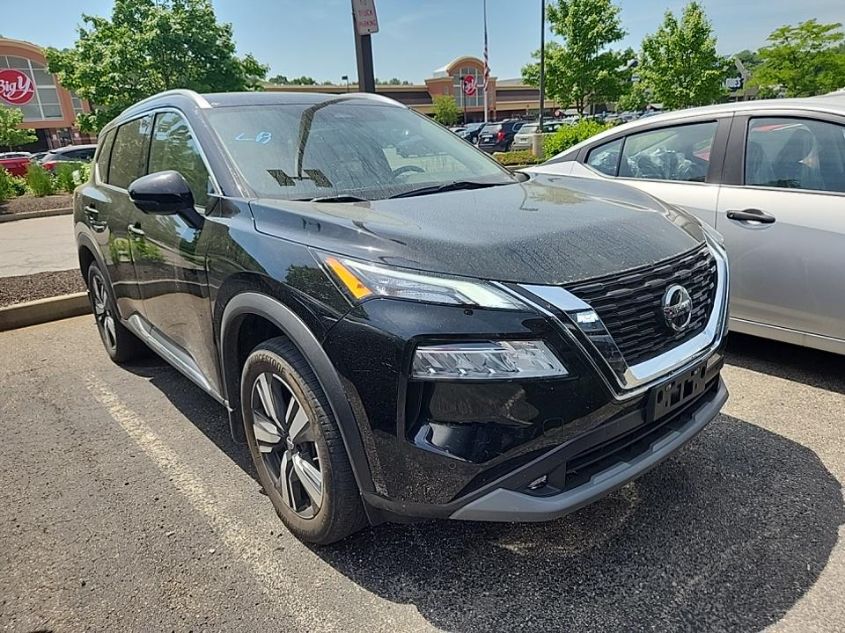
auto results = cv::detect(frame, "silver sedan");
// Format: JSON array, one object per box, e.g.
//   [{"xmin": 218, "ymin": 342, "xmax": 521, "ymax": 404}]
[{"xmin": 528, "ymin": 94, "xmax": 845, "ymax": 355}]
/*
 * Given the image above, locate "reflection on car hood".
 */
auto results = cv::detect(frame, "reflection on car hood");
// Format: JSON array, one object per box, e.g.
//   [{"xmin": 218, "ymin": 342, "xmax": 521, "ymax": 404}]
[{"xmin": 249, "ymin": 173, "xmax": 705, "ymax": 285}]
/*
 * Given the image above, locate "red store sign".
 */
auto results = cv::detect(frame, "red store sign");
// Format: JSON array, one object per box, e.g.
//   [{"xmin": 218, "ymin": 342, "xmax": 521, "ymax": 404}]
[
  {"xmin": 462, "ymin": 74, "xmax": 476, "ymax": 97},
  {"xmin": 0, "ymin": 69, "xmax": 35, "ymax": 105}
]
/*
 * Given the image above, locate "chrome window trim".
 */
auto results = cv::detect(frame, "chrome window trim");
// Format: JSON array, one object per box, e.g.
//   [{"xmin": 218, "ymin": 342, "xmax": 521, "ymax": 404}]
[
  {"xmin": 501, "ymin": 238, "xmax": 729, "ymax": 399},
  {"xmin": 95, "ymin": 107, "xmax": 221, "ymax": 208}
]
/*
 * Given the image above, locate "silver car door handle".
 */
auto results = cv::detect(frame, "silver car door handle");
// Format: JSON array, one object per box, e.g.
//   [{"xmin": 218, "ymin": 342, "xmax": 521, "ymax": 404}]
[{"xmin": 726, "ymin": 208, "xmax": 776, "ymax": 224}]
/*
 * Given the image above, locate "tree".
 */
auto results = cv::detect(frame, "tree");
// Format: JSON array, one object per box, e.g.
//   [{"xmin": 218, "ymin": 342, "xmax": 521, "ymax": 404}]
[
  {"xmin": 0, "ymin": 106, "xmax": 36, "ymax": 150},
  {"xmin": 616, "ymin": 82, "xmax": 649, "ymax": 112},
  {"xmin": 432, "ymin": 94, "xmax": 459, "ymax": 126},
  {"xmin": 522, "ymin": 0, "xmax": 630, "ymax": 115},
  {"xmin": 46, "ymin": 0, "xmax": 268, "ymax": 132},
  {"xmin": 751, "ymin": 20, "xmax": 845, "ymax": 97},
  {"xmin": 638, "ymin": 2, "xmax": 727, "ymax": 109}
]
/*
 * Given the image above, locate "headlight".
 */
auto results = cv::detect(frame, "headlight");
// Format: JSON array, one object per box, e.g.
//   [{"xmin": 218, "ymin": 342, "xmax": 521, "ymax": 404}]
[
  {"xmin": 321, "ymin": 254, "xmax": 524, "ymax": 310},
  {"xmin": 412, "ymin": 340, "xmax": 568, "ymax": 380}
]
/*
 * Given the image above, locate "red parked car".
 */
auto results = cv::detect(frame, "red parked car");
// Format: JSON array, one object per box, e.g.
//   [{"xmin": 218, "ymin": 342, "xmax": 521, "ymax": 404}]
[{"xmin": 0, "ymin": 155, "xmax": 30, "ymax": 177}]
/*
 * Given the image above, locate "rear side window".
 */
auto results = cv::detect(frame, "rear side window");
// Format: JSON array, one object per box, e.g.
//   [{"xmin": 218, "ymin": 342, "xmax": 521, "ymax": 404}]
[
  {"xmin": 618, "ymin": 121, "xmax": 717, "ymax": 182},
  {"xmin": 148, "ymin": 111, "xmax": 211, "ymax": 207},
  {"xmin": 95, "ymin": 131, "xmax": 115, "ymax": 182},
  {"xmin": 746, "ymin": 117, "xmax": 845, "ymax": 193},
  {"xmin": 586, "ymin": 138, "xmax": 623, "ymax": 176},
  {"xmin": 108, "ymin": 115, "xmax": 152, "ymax": 188}
]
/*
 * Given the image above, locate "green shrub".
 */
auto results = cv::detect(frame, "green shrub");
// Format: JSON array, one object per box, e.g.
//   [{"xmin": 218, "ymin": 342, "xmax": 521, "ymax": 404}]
[
  {"xmin": 75, "ymin": 162, "xmax": 92, "ymax": 185},
  {"xmin": 544, "ymin": 119, "xmax": 613, "ymax": 158},
  {"xmin": 26, "ymin": 163, "xmax": 55, "ymax": 197},
  {"xmin": 492, "ymin": 150, "xmax": 542, "ymax": 166},
  {"xmin": 0, "ymin": 168, "xmax": 14, "ymax": 202},
  {"xmin": 54, "ymin": 162, "xmax": 87, "ymax": 193},
  {"xmin": 9, "ymin": 174, "xmax": 27, "ymax": 196}
]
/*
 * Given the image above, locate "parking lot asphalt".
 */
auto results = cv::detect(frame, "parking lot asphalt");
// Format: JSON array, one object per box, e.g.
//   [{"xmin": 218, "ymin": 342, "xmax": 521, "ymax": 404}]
[{"xmin": 1, "ymin": 316, "xmax": 843, "ymax": 632}]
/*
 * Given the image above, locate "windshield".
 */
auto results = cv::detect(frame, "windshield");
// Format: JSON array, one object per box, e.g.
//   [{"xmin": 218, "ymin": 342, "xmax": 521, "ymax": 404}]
[{"xmin": 206, "ymin": 101, "xmax": 517, "ymax": 200}]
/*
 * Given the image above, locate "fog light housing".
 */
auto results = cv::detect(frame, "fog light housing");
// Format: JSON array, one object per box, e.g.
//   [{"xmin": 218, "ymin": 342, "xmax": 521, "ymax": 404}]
[{"xmin": 412, "ymin": 340, "xmax": 568, "ymax": 380}]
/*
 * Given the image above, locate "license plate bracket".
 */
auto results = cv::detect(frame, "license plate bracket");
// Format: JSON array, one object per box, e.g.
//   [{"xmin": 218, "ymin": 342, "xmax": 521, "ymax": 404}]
[{"xmin": 646, "ymin": 362, "xmax": 708, "ymax": 423}]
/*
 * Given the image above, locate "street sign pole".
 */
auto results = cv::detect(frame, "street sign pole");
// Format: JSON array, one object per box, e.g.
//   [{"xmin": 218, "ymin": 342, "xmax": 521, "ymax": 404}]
[{"xmin": 351, "ymin": 0, "xmax": 378, "ymax": 93}]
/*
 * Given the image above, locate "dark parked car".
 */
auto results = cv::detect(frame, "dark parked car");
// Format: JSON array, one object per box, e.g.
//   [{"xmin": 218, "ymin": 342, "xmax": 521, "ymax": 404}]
[
  {"xmin": 41, "ymin": 144, "xmax": 97, "ymax": 170},
  {"xmin": 75, "ymin": 90, "xmax": 729, "ymax": 544},
  {"xmin": 457, "ymin": 121, "xmax": 485, "ymax": 144},
  {"xmin": 477, "ymin": 119, "xmax": 525, "ymax": 152}
]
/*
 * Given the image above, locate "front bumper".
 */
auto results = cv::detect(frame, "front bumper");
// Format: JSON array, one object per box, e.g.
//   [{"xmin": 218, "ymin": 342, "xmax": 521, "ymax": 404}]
[{"xmin": 451, "ymin": 376, "xmax": 727, "ymax": 521}]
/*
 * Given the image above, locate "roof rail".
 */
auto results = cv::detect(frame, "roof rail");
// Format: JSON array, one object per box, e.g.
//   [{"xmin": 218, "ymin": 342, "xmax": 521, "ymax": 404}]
[
  {"xmin": 119, "ymin": 89, "xmax": 211, "ymax": 119},
  {"xmin": 341, "ymin": 92, "xmax": 407, "ymax": 108}
]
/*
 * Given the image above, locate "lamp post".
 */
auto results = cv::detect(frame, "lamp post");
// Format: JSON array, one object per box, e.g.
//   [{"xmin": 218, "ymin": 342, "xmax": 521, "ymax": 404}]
[{"xmin": 532, "ymin": 0, "xmax": 546, "ymax": 159}]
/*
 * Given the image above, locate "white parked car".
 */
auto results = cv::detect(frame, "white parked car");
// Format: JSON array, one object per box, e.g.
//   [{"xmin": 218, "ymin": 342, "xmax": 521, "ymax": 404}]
[{"xmin": 528, "ymin": 94, "xmax": 845, "ymax": 355}]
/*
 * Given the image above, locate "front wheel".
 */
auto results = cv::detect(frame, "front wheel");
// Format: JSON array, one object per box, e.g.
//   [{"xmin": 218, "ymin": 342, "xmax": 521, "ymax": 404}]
[
  {"xmin": 240, "ymin": 337, "xmax": 367, "ymax": 544},
  {"xmin": 87, "ymin": 263, "xmax": 146, "ymax": 363}
]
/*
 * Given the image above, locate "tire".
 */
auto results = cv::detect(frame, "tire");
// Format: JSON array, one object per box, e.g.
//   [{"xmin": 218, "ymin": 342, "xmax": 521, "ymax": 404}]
[
  {"xmin": 240, "ymin": 337, "xmax": 367, "ymax": 544},
  {"xmin": 87, "ymin": 263, "xmax": 147, "ymax": 363}
]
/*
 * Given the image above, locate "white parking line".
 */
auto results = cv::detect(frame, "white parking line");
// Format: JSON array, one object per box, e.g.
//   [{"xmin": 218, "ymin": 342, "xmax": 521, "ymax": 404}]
[{"xmin": 84, "ymin": 373, "xmax": 434, "ymax": 633}]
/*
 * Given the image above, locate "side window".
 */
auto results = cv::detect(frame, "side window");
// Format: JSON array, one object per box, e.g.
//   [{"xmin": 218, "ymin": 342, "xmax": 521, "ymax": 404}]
[
  {"xmin": 148, "ymin": 111, "xmax": 211, "ymax": 207},
  {"xmin": 618, "ymin": 122, "xmax": 717, "ymax": 183},
  {"xmin": 108, "ymin": 116, "xmax": 152, "ymax": 188},
  {"xmin": 95, "ymin": 131, "xmax": 115, "ymax": 182},
  {"xmin": 746, "ymin": 117, "xmax": 845, "ymax": 193},
  {"xmin": 586, "ymin": 138, "xmax": 623, "ymax": 176}
]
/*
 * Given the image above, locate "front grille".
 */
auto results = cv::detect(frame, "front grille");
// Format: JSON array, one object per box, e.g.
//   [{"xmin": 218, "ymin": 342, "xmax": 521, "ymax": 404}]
[{"xmin": 566, "ymin": 244, "xmax": 718, "ymax": 366}]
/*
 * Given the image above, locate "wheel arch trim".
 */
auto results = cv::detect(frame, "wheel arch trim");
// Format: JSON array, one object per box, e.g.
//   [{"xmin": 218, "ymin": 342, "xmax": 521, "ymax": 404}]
[{"xmin": 219, "ymin": 292, "xmax": 375, "ymax": 495}]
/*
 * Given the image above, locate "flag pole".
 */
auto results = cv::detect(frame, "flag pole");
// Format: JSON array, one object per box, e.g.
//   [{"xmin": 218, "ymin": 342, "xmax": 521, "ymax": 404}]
[{"xmin": 483, "ymin": 0, "xmax": 489, "ymax": 122}]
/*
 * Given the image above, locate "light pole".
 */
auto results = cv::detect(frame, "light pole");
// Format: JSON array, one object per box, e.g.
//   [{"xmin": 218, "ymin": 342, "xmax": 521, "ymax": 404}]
[{"xmin": 532, "ymin": 0, "xmax": 546, "ymax": 158}]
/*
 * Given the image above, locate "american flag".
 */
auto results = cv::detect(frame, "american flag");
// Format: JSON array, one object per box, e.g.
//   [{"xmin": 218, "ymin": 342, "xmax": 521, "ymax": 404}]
[{"xmin": 483, "ymin": 0, "xmax": 489, "ymax": 85}]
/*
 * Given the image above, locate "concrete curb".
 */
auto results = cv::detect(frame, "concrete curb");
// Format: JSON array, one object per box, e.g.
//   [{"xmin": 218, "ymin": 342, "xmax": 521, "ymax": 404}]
[
  {"xmin": 0, "ymin": 292, "xmax": 90, "ymax": 332},
  {"xmin": 0, "ymin": 207, "xmax": 73, "ymax": 223}
]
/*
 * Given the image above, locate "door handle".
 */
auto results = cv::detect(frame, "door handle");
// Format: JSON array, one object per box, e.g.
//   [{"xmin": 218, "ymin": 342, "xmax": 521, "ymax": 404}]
[
  {"xmin": 128, "ymin": 223, "xmax": 145, "ymax": 238},
  {"xmin": 726, "ymin": 208, "xmax": 776, "ymax": 224}
]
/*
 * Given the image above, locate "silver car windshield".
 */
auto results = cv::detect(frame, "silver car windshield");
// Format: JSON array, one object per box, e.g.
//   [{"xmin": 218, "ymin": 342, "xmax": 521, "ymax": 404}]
[{"xmin": 206, "ymin": 101, "xmax": 516, "ymax": 200}]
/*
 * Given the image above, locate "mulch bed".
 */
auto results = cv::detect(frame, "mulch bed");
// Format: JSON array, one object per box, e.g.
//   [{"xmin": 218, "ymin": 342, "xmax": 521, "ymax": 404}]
[
  {"xmin": 0, "ymin": 194, "xmax": 73, "ymax": 216},
  {"xmin": 0, "ymin": 270, "xmax": 86, "ymax": 308}
]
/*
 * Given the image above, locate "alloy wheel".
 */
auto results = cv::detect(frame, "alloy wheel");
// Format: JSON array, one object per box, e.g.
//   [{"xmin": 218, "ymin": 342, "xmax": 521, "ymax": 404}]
[
  {"xmin": 251, "ymin": 372, "xmax": 323, "ymax": 518},
  {"xmin": 91, "ymin": 274, "xmax": 117, "ymax": 351}
]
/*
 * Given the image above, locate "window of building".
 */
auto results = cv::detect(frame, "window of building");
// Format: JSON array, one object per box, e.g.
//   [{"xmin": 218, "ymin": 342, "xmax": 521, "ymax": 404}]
[
  {"xmin": 70, "ymin": 93, "xmax": 85, "ymax": 116},
  {"xmin": 108, "ymin": 116, "xmax": 152, "ymax": 189},
  {"xmin": 0, "ymin": 55, "xmax": 64, "ymax": 121},
  {"xmin": 451, "ymin": 66, "xmax": 484, "ymax": 109},
  {"xmin": 746, "ymin": 117, "xmax": 845, "ymax": 194},
  {"xmin": 148, "ymin": 111, "xmax": 211, "ymax": 207}
]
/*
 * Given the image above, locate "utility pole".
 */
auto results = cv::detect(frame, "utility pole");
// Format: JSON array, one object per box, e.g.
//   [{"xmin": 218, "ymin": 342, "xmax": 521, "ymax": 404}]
[{"xmin": 351, "ymin": 0, "xmax": 378, "ymax": 93}]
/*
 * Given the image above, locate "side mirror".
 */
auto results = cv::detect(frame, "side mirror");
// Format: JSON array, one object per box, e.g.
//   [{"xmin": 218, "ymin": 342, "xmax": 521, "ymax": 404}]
[{"xmin": 128, "ymin": 170, "xmax": 194, "ymax": 214}]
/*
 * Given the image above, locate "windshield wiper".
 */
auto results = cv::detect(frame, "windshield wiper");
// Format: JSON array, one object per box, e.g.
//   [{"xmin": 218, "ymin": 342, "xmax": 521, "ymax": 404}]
[
  {"xmin": 388, "ymin": 180, "xmax": 503, "ymax": 199},
  {"xmin": 297, "ymin": 194, "xmax": 369, "ymax": 203}
]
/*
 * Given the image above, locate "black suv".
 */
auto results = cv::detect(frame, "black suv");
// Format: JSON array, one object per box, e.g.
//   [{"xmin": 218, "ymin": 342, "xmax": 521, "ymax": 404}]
[
  {"xmin": 75, "ymin": 90, "xmax": 729, "ymax": 544},
  {"xmin": 477, "ymin": 119, "xmax": 525, "ymax": 152}
]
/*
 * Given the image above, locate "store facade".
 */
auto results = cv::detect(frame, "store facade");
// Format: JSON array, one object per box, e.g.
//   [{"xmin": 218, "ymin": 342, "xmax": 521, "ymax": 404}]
[
  {"xmin": 0, "ymin": 37, "xmax": 94, "ymax": 151},
  {"xmin": 264, "ymin": 56, "xmax": 559, "ymax": 123}
]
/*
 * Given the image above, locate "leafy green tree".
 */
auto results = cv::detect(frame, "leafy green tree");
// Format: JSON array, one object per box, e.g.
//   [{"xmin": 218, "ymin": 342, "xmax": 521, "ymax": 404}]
[
  {"xmin": 751, "ymin": 20, "xmax": 845, "ymax": 97},
  {"xmin": 616, "ymin": 82, "xmax": 649, "ymax": 112},
  {"xmin": 46, "ymin": 0, "xmax": 268, "ymax": 132},
  {"xmin": 0, "ymin": 106, "xmax": 37, "ymax": 150},
  {"xmin": 432, "ymin": 94, "xmax": 460, "ymax": 126},
  {"xmin": 638, "ymin": 2, "xmax": 727, "ymax": 109},
  {"xmin": 522, "ymin": 0, "xmax": 630, "ymax": 115}
]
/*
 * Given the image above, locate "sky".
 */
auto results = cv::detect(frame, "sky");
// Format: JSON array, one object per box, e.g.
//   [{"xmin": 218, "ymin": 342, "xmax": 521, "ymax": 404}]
[{"xmin": 1, "ymin": 0, "xmax": 843, "ymax": 83}]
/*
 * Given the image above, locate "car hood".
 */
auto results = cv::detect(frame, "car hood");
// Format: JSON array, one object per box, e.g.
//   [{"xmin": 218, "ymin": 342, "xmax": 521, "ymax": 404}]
[{"xmin": 249, "ymin": 173, "xmax": 705, "ymax": 286}]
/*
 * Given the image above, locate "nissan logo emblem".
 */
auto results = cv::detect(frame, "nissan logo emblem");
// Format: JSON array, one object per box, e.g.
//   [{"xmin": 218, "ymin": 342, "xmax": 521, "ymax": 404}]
[{"xmin": 662, "ymin": 285, "xmax": 693, "ymax": 332}]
